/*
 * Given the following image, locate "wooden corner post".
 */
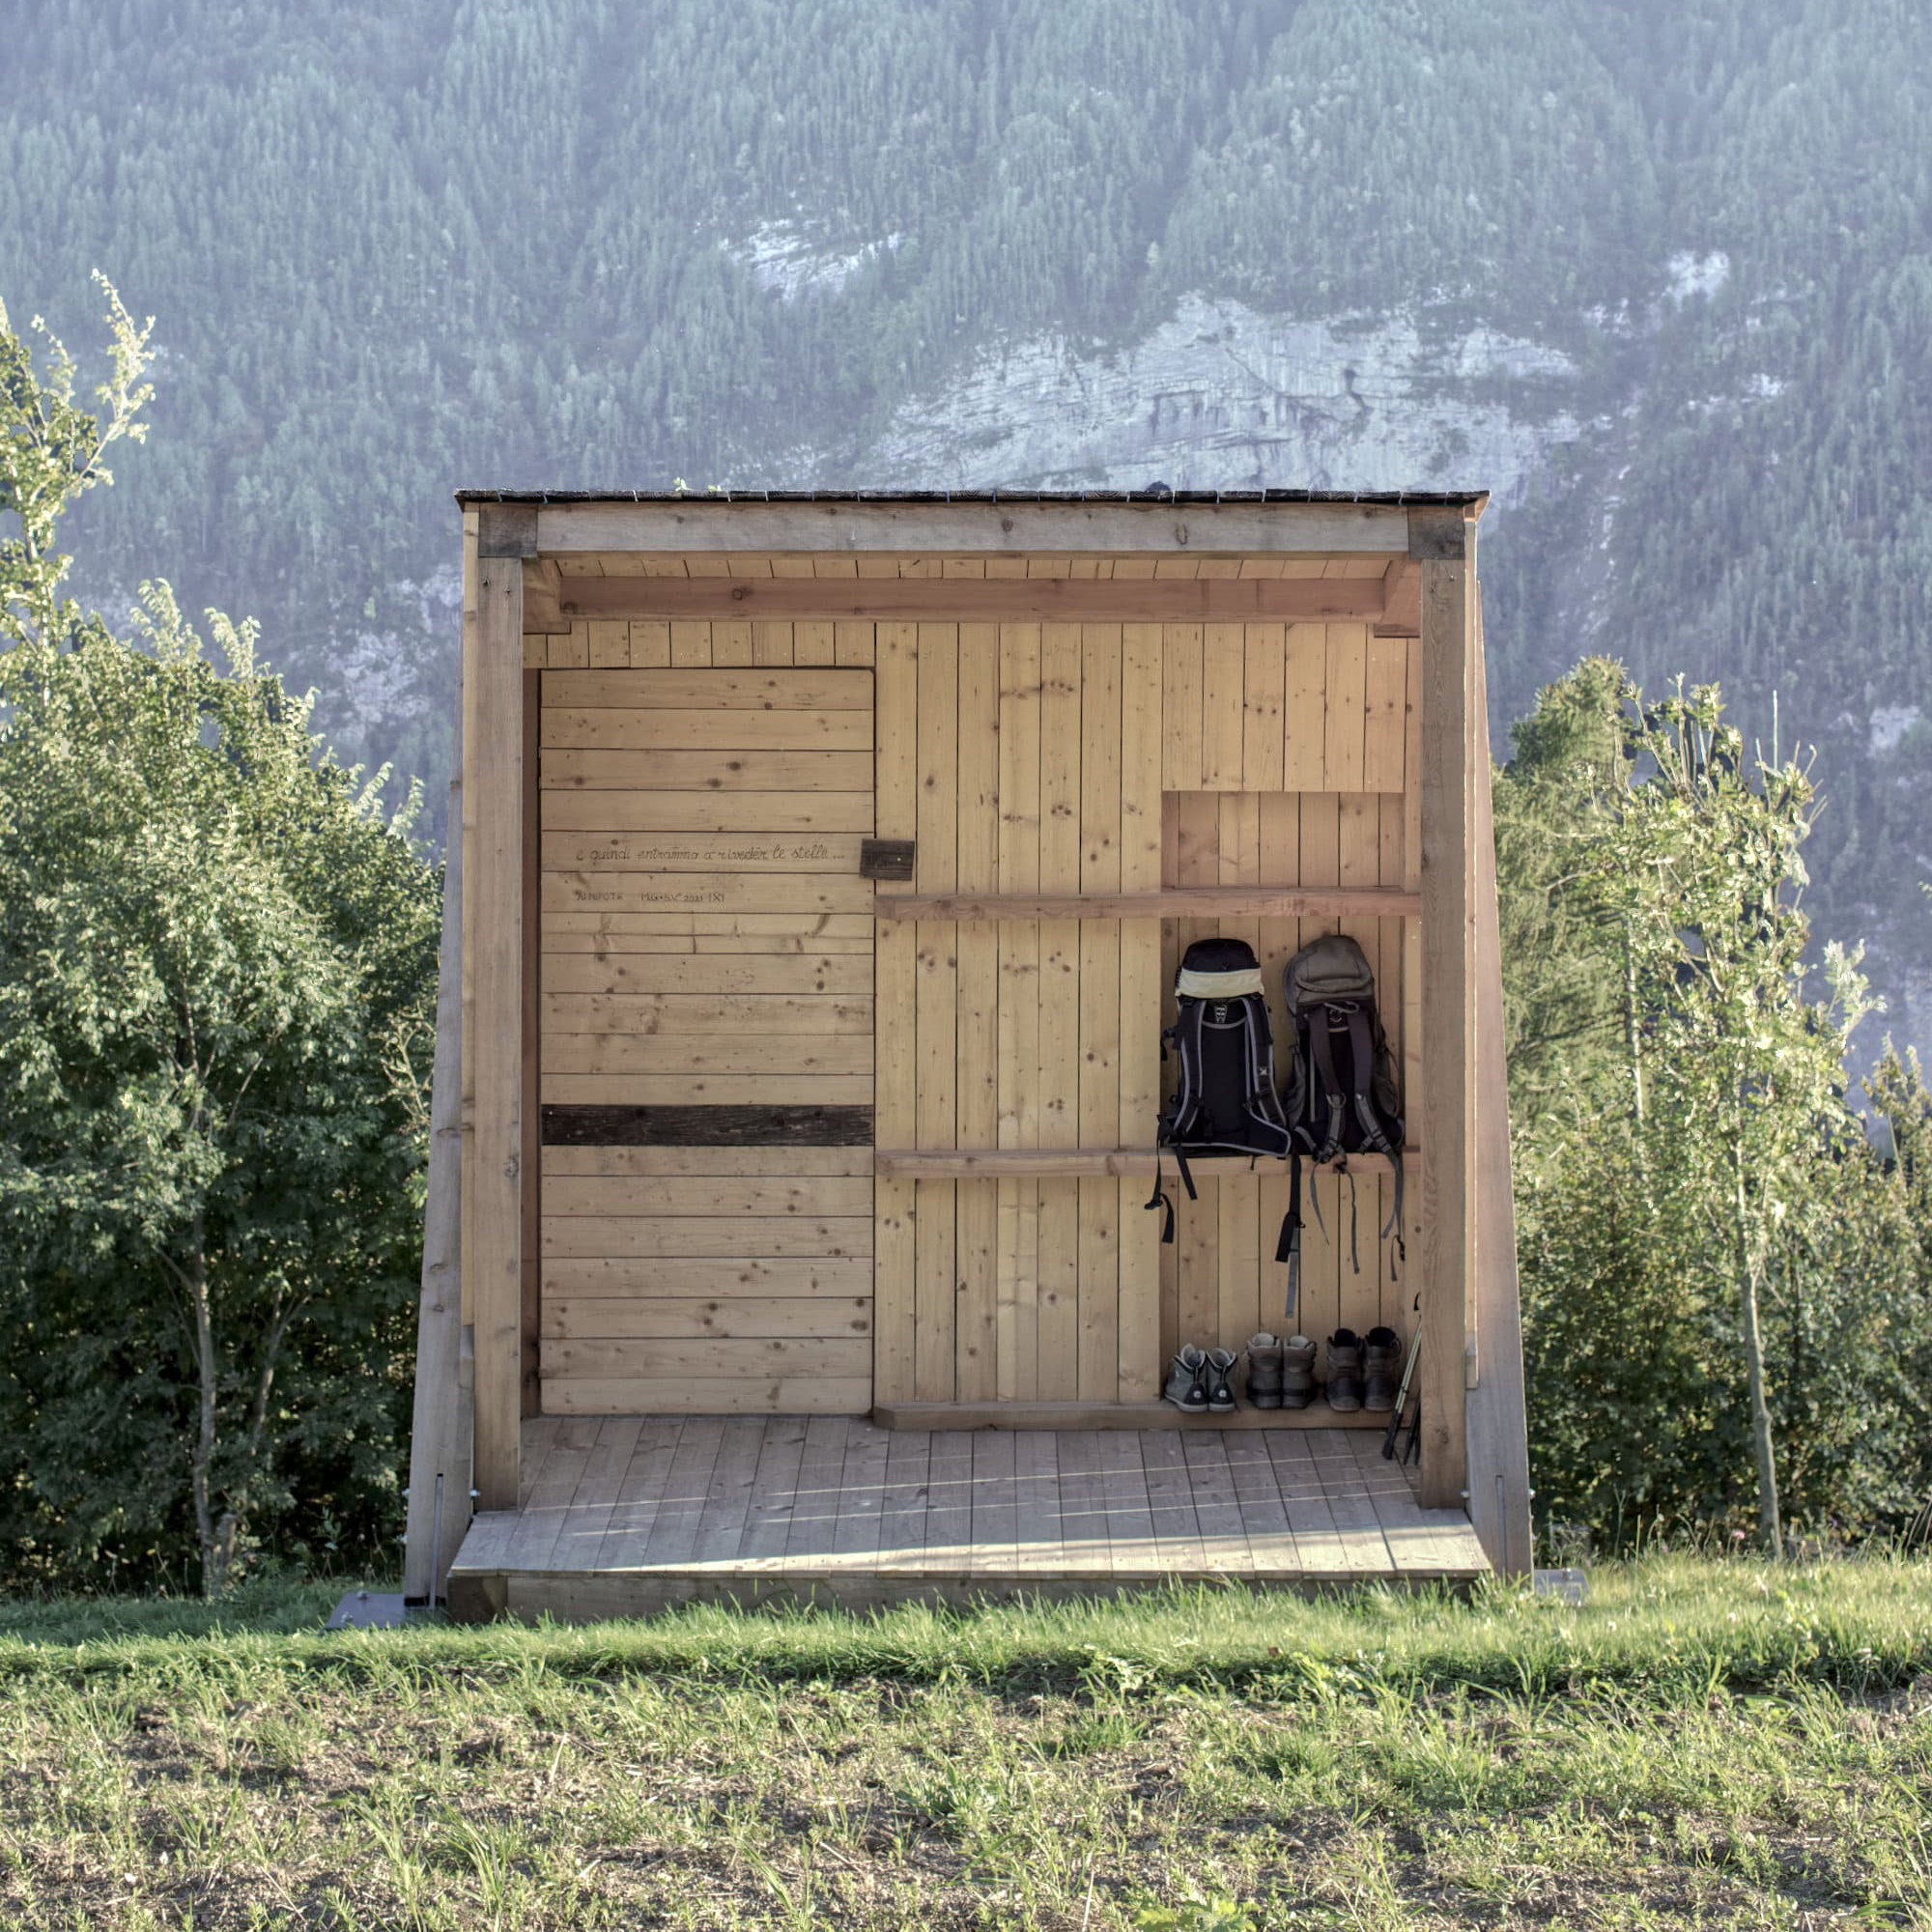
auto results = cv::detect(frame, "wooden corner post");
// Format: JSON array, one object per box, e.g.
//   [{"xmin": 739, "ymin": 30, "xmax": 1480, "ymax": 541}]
[
  {"xmin": 467, "ymin": 505, "xmax": 530, "ymax": 1509},
  {"xmin": 402, "ymin": 636, "xmax": 469, "ymax": 1602},
  {"xmin": 1414, "ymin": 507, "xmax": 1476, "ymax": 1509}
]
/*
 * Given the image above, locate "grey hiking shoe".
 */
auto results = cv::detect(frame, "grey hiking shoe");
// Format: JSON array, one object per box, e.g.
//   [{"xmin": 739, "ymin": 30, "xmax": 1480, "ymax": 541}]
[
  {"xmin": 1164, "ymin": 1345, "xmax": 1209, "ymax": 1413},
  {"xmin": 1363, "ymin": 1325, "xmax": 1403, "ymax": 1411},
  {"xmin": 1325, "ymin": 1328, "xmax": 1364, "ymax": 1411},
  {"xmin": 1205, "ymin": 1348, "xmax": 1238, "ymax": 1412},
  {"xmin": 1281, "ymin": 1334, "xmax": 1317, "ymax": 1409},
  {"xmin": 1246, "ymin": 1332, "xmax": 1285, "ymax": 1409}
]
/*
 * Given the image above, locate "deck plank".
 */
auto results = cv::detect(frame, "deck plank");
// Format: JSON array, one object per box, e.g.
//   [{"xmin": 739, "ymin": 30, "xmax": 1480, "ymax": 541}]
[
  {"xmin": 1307, "ymin": 1427, "xmax": 1395, "ymax": 1575},
  {"xmin": 597, "ymin": 1419, "xmax": 683, "ymax": 1570},
  {"xmin": 1052, "ymin": 1431, "xmax": 1115, "ymax": 1576},
  {"xmin": 923, "ymin": 1432, "xmax": 976, "ymax": 1572},
  {"xmin": 1096, "ymin": 1430, "xmax": 1158, "ymax": 1576},
  {"xmin": 1262, "ymin": 1430, "xmax": 1351, "ymax": 1576},
  {"xmin": 693, "ymin": 1417, "xmax": 766, "ymax": 1568},
  {"xmin": 518, "ymin": 1416, "xmax": 561, "ymax": 1509},
  {"xmin": 641, "ymin": 1419, "xmax": 725, "ymax": 1569},
  {"xmin": 1347, "ymin": 1431, "xmax": 1485, "ymax": 1575},
  {"xmin": 968, "ymin": 1430, "xmax": 1019, "ymax": 1577},
  {"xmin": 737, "ymin": 1417, "xmax": 810, "ymax": 1574},
  {"xmin": 1139, "ymin": 1431, "xmax": 1206, "ymax": 1572},
  {"xmin": 1179, "ymin": 1429, "xmax": 1252, "ymax": 1573},
  {"xmin": 1224, "ymin": 1429, "xmax": 1302, "ymax": 1576},
  {"xmin": 552, "ymin": 1416, "xmax": 642, "ymax": 1572},
  {"xmin": 1011, "ymin": 1431, "xmax": 1065, "ymax": 1576},
  {"xmin": 831, "ymin": 1420, "xmax": 892, "ymax": 1570},
  {"xmin": 876, "ymin": 1429, "xmax": 932, "ymax": 1567},
  {"xmin": 783, "ymin": 1415, "xmax": 851, "ymax": 1572},
  {"xmin": 512, "ymin": 1428, "xmax": 595, "ymax": 1570}
]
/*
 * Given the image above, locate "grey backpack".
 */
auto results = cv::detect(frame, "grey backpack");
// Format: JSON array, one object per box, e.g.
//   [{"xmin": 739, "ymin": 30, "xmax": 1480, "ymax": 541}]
[{"xmin": 1280, "ymin": 934, "xmax": 1406, "ymax": 1312}]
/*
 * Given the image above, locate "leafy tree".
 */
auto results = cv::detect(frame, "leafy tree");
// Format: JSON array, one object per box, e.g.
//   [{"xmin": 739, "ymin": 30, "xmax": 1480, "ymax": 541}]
[
  {"xmin": 1601, "ymin": 682, "xmax": 1874, "ymax": 1550},
  {"xmin": 1503, "ymin": 664, "xmax": 1927, "ymax": 1551},
  {"xmin": 0, "ymin": 290, "xmax": 440, "ymax": 1596}
]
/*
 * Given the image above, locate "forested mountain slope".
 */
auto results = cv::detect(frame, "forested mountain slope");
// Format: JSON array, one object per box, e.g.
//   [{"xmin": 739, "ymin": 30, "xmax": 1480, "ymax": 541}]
[{"xmin": 4, "ymin": 0, "xmax": 1928, "ymax": 1042}]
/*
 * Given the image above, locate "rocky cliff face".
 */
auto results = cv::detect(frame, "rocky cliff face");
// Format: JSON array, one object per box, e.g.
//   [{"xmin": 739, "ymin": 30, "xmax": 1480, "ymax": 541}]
[{"xmin": 865, "ymin": 295, "xmax": 1580, "ymax": 505}]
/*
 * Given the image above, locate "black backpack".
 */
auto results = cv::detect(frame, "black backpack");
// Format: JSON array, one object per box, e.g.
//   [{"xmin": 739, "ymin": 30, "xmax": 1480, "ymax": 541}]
[
  {"xmin": 1279, "ymin": 934, "xmax": 1406, "ymax": 1313},
  {"xmin": 1146, "ymin": 936, "xmax": 1291, "ymax": 1240}
]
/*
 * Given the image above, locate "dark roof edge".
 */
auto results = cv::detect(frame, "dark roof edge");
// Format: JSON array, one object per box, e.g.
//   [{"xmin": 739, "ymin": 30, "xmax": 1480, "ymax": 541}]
[{"xmin": 454, "ymin": 486, "xmax": 1489, "ymax": 511}]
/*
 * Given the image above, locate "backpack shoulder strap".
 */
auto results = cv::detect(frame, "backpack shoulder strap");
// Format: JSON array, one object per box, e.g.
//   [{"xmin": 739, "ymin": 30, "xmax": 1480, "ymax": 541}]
[
  {"xmin": 1309, "ymin": 1004, "xmax": 1348, "ymax": 1155},
  {"xmin": 1160, "ymin": 998, "xmax": 1208, "ymax": 1145}
]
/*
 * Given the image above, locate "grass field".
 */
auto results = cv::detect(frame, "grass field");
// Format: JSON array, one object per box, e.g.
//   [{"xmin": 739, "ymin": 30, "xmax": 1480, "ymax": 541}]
[{"xmin": 0, "ymin": 1554, "xmax": 1927, "ymax": 1929}]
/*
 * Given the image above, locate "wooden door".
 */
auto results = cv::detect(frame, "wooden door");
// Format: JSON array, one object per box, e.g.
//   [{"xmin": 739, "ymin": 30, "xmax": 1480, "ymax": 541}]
[{"xmin": 534, "ymin": 668, "xmax": 876, "ymax": 1415}]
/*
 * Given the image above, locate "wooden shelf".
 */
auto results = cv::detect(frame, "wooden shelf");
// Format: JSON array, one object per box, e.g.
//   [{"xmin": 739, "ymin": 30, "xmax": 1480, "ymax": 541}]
[
  {"xmin": 874, "ymin": 1147, "xmax": 1416, "ymax": 1179},
  {"xmin": 872, "ymin": 887, "xmax": 1421, "ymax": 922},
  {"xmin": 871, "ymin": 1402, "xmax": 1393, "ymax": 1432}
]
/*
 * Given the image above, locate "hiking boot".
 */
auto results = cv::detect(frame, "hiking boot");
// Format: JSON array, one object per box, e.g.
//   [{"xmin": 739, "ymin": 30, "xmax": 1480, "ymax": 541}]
[
  {"xmin": 1204, "ymin": 1348, "xmax": 1238, "ymax": 1413},
  {"xmin": 1245, "ymin": 1333, "xmax": 1285, "ymax": 1409},
  {"xmin": 1281, "ymin": 1334, "xmax": 1318, "ymax": 1409},
  {"xmin": 1163, "ymin": 1345, "xmax": 1209, "ymax": 1414},
  {"xmin": 1363, "ymin": 1325, "xmax": 1403, "ymax": 1412},
  {"xmin": 1325, "ymin": 1328, "xmax": 1364, "ymax": 1411}
]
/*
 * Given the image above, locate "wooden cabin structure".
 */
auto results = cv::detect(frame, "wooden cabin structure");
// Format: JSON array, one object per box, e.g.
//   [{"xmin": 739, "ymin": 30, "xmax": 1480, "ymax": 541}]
[{"xmin": 403, "ymin": 490, "xmax": 1530, "ymax": 1620}]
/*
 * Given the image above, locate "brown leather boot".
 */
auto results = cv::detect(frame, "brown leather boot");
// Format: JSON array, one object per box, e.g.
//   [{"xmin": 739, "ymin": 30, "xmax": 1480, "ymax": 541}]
[
  {"xmin": 1363, "ymin": 1325, "xmax": 1403, "ymax": 1411},
  {"xmin": 1245, "ymin": 1333, "xmax": 1285, "ymax": 1409},
  {"xmin": 1281, "ymin": 1334, "xmax": 1317, "ymax": 1409},
  {"xmin": 1325, "ymin": 1328, "xmax": 1364, "ymax": 1411}
]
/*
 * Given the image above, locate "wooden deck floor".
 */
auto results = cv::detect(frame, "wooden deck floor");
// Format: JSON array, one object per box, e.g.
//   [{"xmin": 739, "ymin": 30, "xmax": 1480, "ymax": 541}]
[{"xmin": 447, "ymin": 1415, "xmax": 1487, "ymax": 1619}]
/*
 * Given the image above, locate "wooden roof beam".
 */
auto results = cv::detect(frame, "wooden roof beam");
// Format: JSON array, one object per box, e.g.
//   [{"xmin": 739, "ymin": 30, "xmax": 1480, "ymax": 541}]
[
  {"xmin": 533, "ymin": 498, "xmax": 1417, "ymax": 555},
  {"xmin": 1375, "ymin": 557, "xmax": 1422, "ymax": 638},
  {"xmin": 549, "ymin": 574, "xmax": 1389, "ymax": 624}
]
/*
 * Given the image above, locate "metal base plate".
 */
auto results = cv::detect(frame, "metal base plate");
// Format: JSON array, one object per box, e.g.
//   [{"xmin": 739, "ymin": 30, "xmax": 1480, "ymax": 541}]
[{"xmin": 326, "ymin": 1590, "xmax": 409, "ymax": 1630}]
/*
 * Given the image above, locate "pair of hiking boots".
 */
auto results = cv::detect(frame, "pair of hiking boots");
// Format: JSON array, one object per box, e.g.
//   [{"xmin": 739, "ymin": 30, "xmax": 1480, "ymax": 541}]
[
  {"xmin": 1162, "ymin": 1344, "xmax": 1244, "ymax": 1413},
  {"xmin": 1302, "ymin": 1326, "xmax": 1403, "ymax": 1412},
  {"xmin": 1164, "ymin": 1327, "xmax": 1403, "ymax": 1413}
]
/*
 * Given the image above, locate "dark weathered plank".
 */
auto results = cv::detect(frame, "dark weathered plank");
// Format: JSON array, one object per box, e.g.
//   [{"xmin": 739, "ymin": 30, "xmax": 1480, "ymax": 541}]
[
  {"xmin": 859, "ymin": 838, "xmax": 917, "ymax": 881},
  {"xmin": 542, "ymin": 1103, "xmax": 874, "ymax": 1147},
  {"xmin": 478, "ymin": 501, "xmax": 539, "ymax": 558}
]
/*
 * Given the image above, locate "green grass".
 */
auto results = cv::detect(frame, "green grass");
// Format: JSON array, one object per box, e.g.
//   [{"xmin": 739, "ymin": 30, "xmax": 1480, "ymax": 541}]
[{"xmin": 0, "ymin": 1554, "xmax": 1928, "ymax": 1928}]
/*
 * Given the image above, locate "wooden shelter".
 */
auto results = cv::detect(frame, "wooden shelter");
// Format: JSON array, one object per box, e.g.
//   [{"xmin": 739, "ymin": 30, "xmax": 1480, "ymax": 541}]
[{"xmin": 404, "ymin": 490, "xmax": 1529, "ymax": 1620}]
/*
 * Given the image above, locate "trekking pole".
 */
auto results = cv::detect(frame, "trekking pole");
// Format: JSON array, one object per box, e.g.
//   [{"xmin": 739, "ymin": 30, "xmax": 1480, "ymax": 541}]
[{"xmin": 1381, "ymin": 1322, "xmax": 1423, "ymax": 1462}]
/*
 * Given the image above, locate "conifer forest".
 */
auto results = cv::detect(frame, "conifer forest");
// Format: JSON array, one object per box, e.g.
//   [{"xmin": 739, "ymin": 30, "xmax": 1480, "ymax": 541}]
[{"xmin": 8, "ymin": 0, "xmax": 1928, "ymax": 1040}]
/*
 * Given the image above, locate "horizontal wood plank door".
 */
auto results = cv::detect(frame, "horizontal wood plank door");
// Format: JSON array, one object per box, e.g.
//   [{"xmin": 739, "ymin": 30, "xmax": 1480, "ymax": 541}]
[{"xmin": 535, "ymin": 666, "xmax": 875, "ymax": 1415}]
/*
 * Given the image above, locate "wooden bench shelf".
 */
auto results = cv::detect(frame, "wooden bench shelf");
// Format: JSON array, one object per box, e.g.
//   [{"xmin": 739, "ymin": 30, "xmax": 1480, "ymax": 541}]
[
  {"xmin": 873, "ymin": 1147, "xmax": 1417, "ymax": 1179},
  {"xmin": 872, "ymin": 887, "xmax": 1421, "ymax": 922},
  {"xmin": 870, "ymin": 1401, "xmax": 1391, "ymax": 1432}
]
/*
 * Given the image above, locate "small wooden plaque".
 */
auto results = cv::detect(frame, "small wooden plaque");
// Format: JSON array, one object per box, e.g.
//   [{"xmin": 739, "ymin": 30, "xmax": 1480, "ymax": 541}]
[{"xmin": 859, "ymin": 838, "xmax": 917, "ymax": 881}]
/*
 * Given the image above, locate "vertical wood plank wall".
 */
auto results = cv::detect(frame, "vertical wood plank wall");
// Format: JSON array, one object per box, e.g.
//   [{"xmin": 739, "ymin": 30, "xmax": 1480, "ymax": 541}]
[
  {"xmin": 867, "ymin": 558, "xmax": 1424, "ymax": 1407},
  {"xmin": 504, "ymin": 545, "xmax": 1468, "ymax": 1438}
]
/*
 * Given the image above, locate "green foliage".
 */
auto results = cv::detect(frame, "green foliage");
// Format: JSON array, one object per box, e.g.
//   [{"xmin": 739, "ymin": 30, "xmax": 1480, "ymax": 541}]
[
  {"xmin": 0, "ymin": 290, "xmax": 440, "ymax": 1597},
  {"xmin": 1499, "ymin": 664, "xmax": 1931, "ymax": 1550},
  {"xmin": 0, "ymin": 274, "xmax": 153, "ymax": 657}
]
